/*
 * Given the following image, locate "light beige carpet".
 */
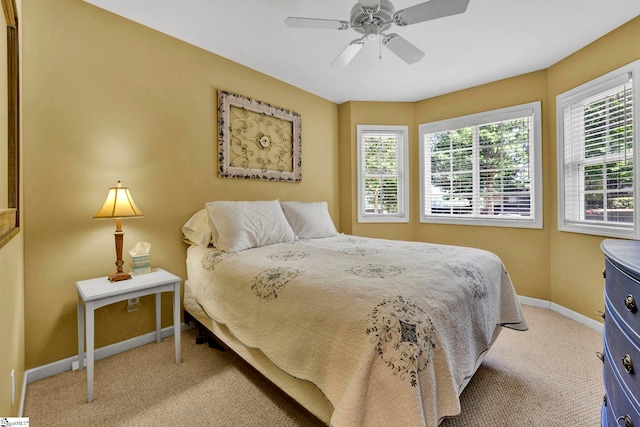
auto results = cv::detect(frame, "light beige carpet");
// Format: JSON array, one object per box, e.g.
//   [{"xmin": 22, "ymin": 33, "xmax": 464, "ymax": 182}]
[{"xmin": 24, "ymin": 305, "xmax": 604, "ymax": 426}]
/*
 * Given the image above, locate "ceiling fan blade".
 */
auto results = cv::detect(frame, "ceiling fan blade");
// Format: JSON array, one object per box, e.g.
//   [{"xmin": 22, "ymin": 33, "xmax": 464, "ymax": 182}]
[
  {"xmin": 285, "ymin": 17, "xmax": 350, "ymax": 30},
  {"xmin": 394, "ymin": 0, "xmax": 470, "ymax": 26},
  {"xmin": 383, "ymin": 34, "xmax": 425, "ymax": 64},
  {"xmin": 331, "ymin": 39, "xmax": 366, "ymax": 67}
]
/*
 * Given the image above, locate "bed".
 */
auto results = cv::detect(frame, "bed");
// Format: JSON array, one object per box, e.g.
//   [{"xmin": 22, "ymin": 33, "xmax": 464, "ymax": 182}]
[{"xmin": 182, "ymin": 200, "xmax": 527, "ymax": 426}]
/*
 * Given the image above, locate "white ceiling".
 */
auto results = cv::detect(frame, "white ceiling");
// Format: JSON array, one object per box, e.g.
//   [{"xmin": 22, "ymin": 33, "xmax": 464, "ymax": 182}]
[{"xmin": 83, "ymin": 0, "xmax": 640, "ymax": 104}]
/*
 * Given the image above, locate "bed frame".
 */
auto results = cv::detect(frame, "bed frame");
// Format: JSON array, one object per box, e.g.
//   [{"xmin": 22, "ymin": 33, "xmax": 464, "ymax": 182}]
[
  {"xmin": 183, "ymin": 280, "xmax": 502, "ymax": 426},
  {"xmin": 183, "ymin": 281, "xmax": 333, "ymax": 424}
]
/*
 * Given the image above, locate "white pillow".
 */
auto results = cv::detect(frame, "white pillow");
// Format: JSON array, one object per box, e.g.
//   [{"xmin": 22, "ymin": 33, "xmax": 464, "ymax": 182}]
[
  {"xmin": 206, "ymin": 200, "xmax": 296, "ymax": 252},
  {"xmin": 182, "ymin": 209, "xmax": 217, "ymax": 247},
  {"xmin": 280, "ymin": 201, "xmax": 338, "ymax": 239}
]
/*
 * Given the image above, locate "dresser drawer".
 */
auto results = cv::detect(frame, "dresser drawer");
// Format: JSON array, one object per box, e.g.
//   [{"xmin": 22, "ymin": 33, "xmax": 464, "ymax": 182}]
[
  {"xmin": 605, "ymin": 258, "xmax": 640, "ymax": 343},
  {"xmin": 604, "ymin": 345, "xmax": 640, "ymax": 427},
  {"xmin": 604, "ymin": 301, "xmax": 640, "ymax": 406}
]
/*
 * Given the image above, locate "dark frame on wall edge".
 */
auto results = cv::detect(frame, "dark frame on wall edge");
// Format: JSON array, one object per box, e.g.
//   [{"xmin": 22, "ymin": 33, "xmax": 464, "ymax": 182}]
[{"xmin": 0, "ymin": 0, "xmax": 19, "ymax": 249}]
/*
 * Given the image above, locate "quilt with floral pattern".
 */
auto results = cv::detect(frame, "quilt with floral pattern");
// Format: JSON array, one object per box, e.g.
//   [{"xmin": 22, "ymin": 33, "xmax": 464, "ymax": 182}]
[{"xmin": 186, "ymin": 235, "xmax": 527, "ymax": 427}]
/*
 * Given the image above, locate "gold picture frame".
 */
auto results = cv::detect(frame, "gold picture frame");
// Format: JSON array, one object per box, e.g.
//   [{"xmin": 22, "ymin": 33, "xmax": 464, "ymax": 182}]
[{"xmin": 217, "ymin": 90, "xmax": 301, "ymax": 182}]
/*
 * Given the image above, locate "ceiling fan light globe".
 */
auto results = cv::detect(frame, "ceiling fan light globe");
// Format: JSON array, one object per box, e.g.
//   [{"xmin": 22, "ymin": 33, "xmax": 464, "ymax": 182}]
[{"xmin": 364, "ymin": 23, "xmax": 380, "ymax": 40}]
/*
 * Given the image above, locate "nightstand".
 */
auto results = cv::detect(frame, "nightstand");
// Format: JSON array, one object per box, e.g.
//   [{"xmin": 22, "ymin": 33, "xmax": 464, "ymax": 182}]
[{"xmin": 76, "ymin": 268, "xmax": 182, "ymax": 402}]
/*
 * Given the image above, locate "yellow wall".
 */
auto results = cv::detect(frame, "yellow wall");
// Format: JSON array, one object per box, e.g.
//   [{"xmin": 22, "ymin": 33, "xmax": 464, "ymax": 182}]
[
  {"xmin": 339, "ymin": 74, "xmax": 550, "ymax": 301},
  {"xmin": 547, "ymin": 16, "xmax": 640, "ymax": 319},
  {"xmin": 414, "ymin": 71, "xmax": 551, "ymax": 301},
  {"xmin": 0, "ymin": 233, "xmax": 25, "ymax": 416},
  {"xmin": 22, "ymin": 0, "xmax": 339, "ymax": 369},
  {"xmin": 0, "ymin": 235, "xmax": 24, "ymax": 417},
  {"xmin": 0, "ymin": 0, "xmax": 24, "ymax": 417},
  {"xmin": 340, "ymin": 101, "xmax": 416, "ymax": 240}
]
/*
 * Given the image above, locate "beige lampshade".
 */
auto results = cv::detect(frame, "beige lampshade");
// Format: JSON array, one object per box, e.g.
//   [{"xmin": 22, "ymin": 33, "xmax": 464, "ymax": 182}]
[{"xmin": 93, "ymin": 181, "xmax": 143, "ymax": 219}]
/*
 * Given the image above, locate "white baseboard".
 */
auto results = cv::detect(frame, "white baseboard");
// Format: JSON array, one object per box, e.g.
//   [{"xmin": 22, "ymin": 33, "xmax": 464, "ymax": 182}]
[
  {"xmin": 517, "ymin": 295, "xmax": 551, "ymax": 309},
  {"xmin": 518, "ymin": 296, "xmax": 603, "ymax": 333}
]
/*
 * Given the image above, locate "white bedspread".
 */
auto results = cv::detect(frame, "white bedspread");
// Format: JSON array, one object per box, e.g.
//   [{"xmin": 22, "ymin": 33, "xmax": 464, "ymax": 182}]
[{"xmin": 186, "ymin": 235, "xmax": 527, "ymax": 426}]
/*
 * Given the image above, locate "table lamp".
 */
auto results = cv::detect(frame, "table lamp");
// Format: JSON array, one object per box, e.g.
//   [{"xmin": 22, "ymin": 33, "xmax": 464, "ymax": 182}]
[{"xmin": 93, "ymin": 181, "xmax": 143, "ymax": 282}]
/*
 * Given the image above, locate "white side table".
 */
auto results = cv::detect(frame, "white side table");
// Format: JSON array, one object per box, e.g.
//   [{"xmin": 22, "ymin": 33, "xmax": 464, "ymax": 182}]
[{"xmin": 76, "ymin": 268, "xmax": 182, "ymax": 402}]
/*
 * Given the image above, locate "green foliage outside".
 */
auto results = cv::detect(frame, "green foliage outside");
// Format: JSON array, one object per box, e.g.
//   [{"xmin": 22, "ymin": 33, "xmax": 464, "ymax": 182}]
[
  {"xmin": 366, "ymin": 86, "xmax": 634, "ymax": 222},
  {"xmin": 428, "ymin": 117, "xmax": 531, "ymax": 215},
  {"xmin": 582, "ymin": 87, "xmax": 634, "ymax": 223},
  {"xmin": 363, "ymin": 135, "xmax": 400, "ymax": 214}
]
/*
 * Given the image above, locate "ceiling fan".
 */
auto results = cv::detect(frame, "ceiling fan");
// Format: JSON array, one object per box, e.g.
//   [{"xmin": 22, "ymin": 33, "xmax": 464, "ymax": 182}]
[{"xmin": 285, "ymin": 0, "xmax": 470, "ymax": 67}]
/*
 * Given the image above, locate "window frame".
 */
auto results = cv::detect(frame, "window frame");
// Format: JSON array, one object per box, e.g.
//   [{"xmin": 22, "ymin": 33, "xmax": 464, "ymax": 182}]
[
  {"xmin": 419, "ymin": 101, "xmax": 543, "ymax": 229},
  {"xmin": 557, "ymin": 60, "xmax": 640, "ymax": 239},
  {"xmin": 357, "ymin": 124, "xmax": 409, "ymax": 223}
]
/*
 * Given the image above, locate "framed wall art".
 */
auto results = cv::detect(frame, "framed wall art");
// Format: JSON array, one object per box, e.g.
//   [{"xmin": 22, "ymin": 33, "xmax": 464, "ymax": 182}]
[{"xmin": 217, "ymin": 90, "xmax": 301, "ymax": 182}]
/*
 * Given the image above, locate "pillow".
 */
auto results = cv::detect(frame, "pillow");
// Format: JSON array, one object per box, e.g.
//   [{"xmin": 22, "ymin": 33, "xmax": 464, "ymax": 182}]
[
  {"xmin": 280, "ymin": 201, "xmax": 338, "ymax": 239},
  {"xmin": 206, "ymin": 200, "xmax": 296, "ymax": 252},
  {"xmin": 182, "ymin": 209, "xmax": 217, "ymax": 247}
]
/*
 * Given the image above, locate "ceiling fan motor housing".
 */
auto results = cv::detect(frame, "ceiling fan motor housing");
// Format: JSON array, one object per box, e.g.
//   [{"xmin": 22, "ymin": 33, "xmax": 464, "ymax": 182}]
[{"xmin": 350, "ymin": 0, "xmax": 395, "ymax": 36}]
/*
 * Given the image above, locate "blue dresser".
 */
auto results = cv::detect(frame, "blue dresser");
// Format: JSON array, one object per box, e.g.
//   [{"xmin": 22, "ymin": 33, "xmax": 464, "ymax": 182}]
[{"xmin": 601, "ymin": 239, "xmax": 640, "ymax": 427}]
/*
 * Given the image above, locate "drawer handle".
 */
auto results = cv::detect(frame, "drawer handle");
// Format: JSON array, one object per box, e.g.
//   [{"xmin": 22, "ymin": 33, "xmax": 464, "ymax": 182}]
[
  {"xmin": 617, "ymin": 414, "xmax": 634, "ymax": 427},
  {"xmin": 625, "ymin": 294, "xmax": 637, "ymax": 313},
  {"xmin": 622, "ymin": 354, "xmax": 634, "ymax": 374}
]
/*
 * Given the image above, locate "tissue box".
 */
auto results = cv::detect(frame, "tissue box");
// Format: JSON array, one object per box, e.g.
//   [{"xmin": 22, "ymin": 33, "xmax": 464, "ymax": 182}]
[
  {"xmin": 130, "ymin": 254, "xmax": 151, "ymax": 275},
  {"xmin": 129, "ymin": 242, "xmax": 151, "ymax": 275}
]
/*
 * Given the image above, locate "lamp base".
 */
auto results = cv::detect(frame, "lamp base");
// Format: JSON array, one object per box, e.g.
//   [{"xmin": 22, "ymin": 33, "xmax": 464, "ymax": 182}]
[{"xmin": 108, "ymin": 271, "xmax": 132, "ymax": 282}]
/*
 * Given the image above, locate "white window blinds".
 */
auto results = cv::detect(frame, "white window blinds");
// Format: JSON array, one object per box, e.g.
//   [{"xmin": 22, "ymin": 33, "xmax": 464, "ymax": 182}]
[
  {"xmin": 558, "ymin": 61, "xmax": 639, "ymax": 239},
  {"xmin": 357, "ymin": 125, "xmax": 409, "ymax": 223},
  {"xmin": 420, "ymin": 102, "xmax": 542, "ymax": 228}
]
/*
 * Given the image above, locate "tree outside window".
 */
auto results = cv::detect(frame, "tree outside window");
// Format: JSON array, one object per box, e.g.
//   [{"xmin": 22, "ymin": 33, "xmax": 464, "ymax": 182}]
[
  {"xmin": 427, "ymin": 118, "xmax": 533, "ymax": 216},
  {"xmin": 420, "ymin": 101, "xmax": 542, "ymax": 229},
  {"xmin": 557, "ymin": 60, "xmax": 638, "ymax": 239},
  {"xmin": 358, "ymin": 125, "xmax": 409, "ymax": 223}
]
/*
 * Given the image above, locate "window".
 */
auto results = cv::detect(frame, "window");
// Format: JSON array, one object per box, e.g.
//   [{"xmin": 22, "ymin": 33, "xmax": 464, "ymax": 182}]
[
  {"xmin": 419, "ymin": 102, "xmax": 542, "ymax": 228},
  {"xmin": 357, "ymin": 125, "xmax": 409, "ymax": 223},
  {"xmin": 557, "ymin": 61, "xmax": 639, "ymax": 239}
]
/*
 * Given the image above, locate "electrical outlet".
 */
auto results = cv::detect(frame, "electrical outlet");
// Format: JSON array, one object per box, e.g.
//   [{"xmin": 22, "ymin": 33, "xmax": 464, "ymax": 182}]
[
  {"xmin": 11, "ymin": 369, "xmax": 15, "ymax": 404},
  {"xmin": 126, "ymin": 298, "xmax": 141, "ymax": 312}
]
